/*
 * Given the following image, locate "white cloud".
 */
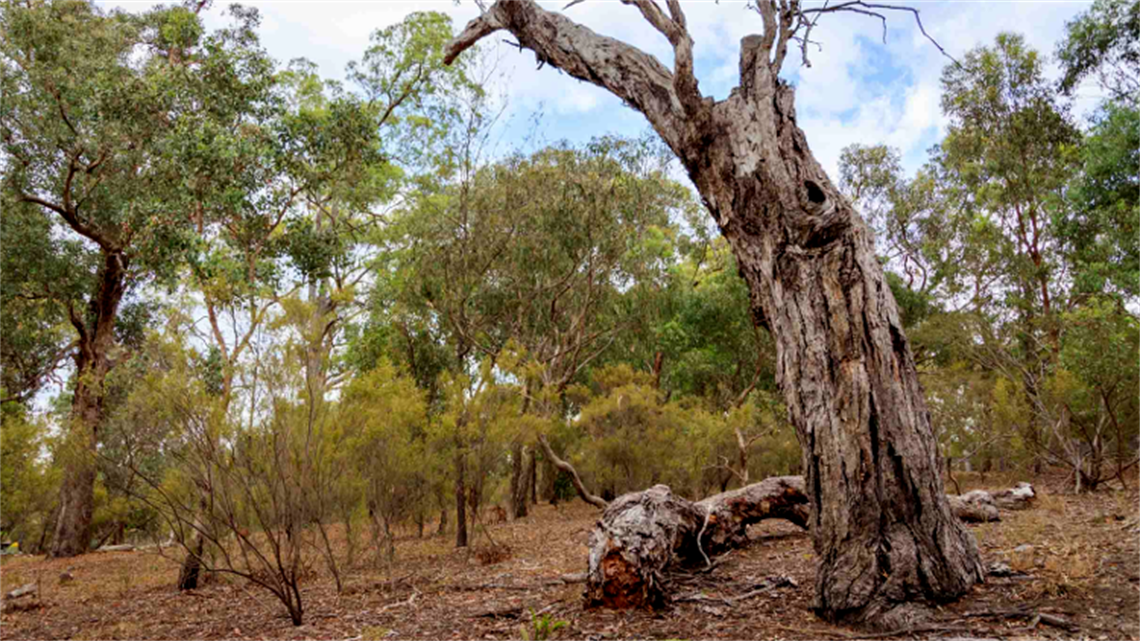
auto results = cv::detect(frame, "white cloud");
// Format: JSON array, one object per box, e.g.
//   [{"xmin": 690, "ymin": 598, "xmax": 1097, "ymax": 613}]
[{"xmin": 105, "ymin": 0, "xmax": 1096, "ymax": 177}]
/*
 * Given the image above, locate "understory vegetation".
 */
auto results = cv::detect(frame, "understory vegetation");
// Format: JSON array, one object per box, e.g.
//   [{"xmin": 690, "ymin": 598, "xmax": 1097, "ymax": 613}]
[{"xmin": 1, "ymin": 0, "xmax": 1136, "ymax": 630}]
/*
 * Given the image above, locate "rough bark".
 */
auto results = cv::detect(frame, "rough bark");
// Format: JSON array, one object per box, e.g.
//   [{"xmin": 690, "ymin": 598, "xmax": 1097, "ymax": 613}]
[
  {"xmin": 445, "ymin": 0, "xmax": 982, "ymax": 625},
  {"xmin": 51, "ymin": 251, "xmax": 128, "ymax": 558}
]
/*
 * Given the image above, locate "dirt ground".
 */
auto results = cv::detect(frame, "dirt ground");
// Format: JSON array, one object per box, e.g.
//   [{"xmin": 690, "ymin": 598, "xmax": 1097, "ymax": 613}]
[{"xmin": 2, "ymin": 472, "xmax": 1137, "ymax": 640}]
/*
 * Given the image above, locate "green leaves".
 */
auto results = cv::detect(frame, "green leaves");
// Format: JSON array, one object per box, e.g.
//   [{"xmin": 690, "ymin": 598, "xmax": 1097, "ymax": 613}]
[
  {"xmin": 1056, "ymin": 0, "xmax": 1139, "ymax": 104},
  {"xmin": 1058, "ymin": 101, "xmax": 1139, "ymax": 299}
]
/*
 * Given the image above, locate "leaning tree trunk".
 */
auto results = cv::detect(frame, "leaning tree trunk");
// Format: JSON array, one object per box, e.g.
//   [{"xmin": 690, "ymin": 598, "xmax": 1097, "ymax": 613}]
[
  {"xmin": 51, "ymin": 252, "xmax": 127, "ymax": 558},
  {"xmin": 686, "ymin": 57, "xmax": 984, "ymax": 629},
  {"xmin": 444, "ymin": 1, "xmax": 983, "ymax": 625}
]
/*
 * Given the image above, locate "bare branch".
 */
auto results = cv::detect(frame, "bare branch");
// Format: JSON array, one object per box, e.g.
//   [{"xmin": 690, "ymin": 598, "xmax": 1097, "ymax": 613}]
[
  {"xmin": 798, "ymin": 1, "xmax": 959, "ymax": 66},
  {"xmin": 537, "ymin": 434, "xmax": 608, "ymax": 509}
]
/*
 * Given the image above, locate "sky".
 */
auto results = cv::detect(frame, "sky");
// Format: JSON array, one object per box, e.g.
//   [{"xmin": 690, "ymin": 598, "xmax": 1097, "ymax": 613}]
[{"xmin": 102, "ymin": 0, "xmax": 1107, "ymax": 182}]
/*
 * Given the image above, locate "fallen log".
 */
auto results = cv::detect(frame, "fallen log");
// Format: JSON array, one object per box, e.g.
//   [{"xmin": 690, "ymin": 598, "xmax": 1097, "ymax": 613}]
[
  {"xmin": 946, "ymin": 483, "xmax": 1037, "ymax": 522},
  {"xmin": 95, "ymin": 543, "xmax": 136, "ymax": 553},
  {"xmin": 586, "ymin": 479, "xmax": 807, "ymax": 609},
  {"xmin": 991, "ymin": 482, "xmax": 1035, "ymax": 510},
  {"xmin": 585, "ymin": 479, "xmax": 1034, "ymax": 608},
  {"xmin": 4, "ymin": 583, "xmax": 36, "ymax": 600},
  {"xmin": 694, "ymin": 476, "xmax": 809, "ymax": 557},
  {"xmin": 585, "ymin": 485, "xmax": 703, "ymax": 609},
  {"xmin": 946, "ymin": 491, "xmax": 1000, "ymax": 523}
]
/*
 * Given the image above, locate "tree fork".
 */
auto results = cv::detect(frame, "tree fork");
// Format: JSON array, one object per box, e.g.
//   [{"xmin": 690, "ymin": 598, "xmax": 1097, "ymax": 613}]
[{"xmin": 445, "ymin": 0, "xmax": 982, "ymax": 626}]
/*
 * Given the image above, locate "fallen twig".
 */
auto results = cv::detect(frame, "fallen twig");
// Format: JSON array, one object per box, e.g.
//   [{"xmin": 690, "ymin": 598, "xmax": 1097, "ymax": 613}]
[
  {"xmin": 760, "ymin": 623, "xmax": 975, "ymax": 640},
  {"xmin": 472, "ymin": 604, "xmax": 523, "ymax": 619},
  {"xmin": 961, "ymin": 606, "xmax": 1078, "ymax": 633},
  {"xmin": 676, "ymin": 574, "xmax": 796, "ymax": 606},
  {"xmin": 376, "ymin": 591, "xmax": 418, "ymax": 614}
]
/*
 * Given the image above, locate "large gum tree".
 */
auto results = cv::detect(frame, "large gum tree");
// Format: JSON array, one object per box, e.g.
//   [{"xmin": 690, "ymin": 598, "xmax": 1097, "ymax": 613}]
[
  {"xmin": 442, "ymin": 0, "xmax": 983, "ymax": 627},
  {"xmin": 1, "ymin": 1, "xmax": 277, "ymax": 558}
]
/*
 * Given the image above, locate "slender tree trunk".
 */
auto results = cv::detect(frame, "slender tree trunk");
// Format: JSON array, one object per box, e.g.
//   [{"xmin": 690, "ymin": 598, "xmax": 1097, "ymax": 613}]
[
  {"xmin": 529, "ymin": 449, "xmax": 538, "ymax": 505},
  {"xmin": 455, "ymin": 454, "xmax": 468, "ymax": 548},
  {"xmin": 540, "ymin": 456, "xmax": 557, "ymax": 503},
  {"xmin": 538, "ymin": 434, "xmax": 608, "ymax": 509},
  {"xmin": 509, "ymin": 443, "xmax": 529, "ymax": 518},
  {"xmin": 178, "ymin": 492, "xmax": 211, "ymax": 590},
  {"xmin": 178, "ymin": 533, "xmax": 205, "ymax": 590}
]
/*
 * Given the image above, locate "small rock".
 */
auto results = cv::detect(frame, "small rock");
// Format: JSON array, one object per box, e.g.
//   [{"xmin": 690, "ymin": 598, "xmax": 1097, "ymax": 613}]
[
  {"xmin": 1014, "ymin": 544, "xmax": 1034, "ymax": 554},
  {"xmin": 59, "ymin": 571, "xmax": 74, "ymax": 585}
]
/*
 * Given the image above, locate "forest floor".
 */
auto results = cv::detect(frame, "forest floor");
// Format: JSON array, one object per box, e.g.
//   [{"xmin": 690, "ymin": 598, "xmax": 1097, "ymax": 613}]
[{"xmin": 1, "ymin": 471, "xmax": 1137, "ymax": 640}]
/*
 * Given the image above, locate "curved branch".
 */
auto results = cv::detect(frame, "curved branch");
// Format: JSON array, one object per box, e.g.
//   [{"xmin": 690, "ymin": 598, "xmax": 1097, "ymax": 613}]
[
  {"xmin": 444, "ymin": 0, "xmax": 689, "ymax": 149},
  {"xmin": 537, "ymin": 434, "xmax": 608, "ymax": 509}
]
